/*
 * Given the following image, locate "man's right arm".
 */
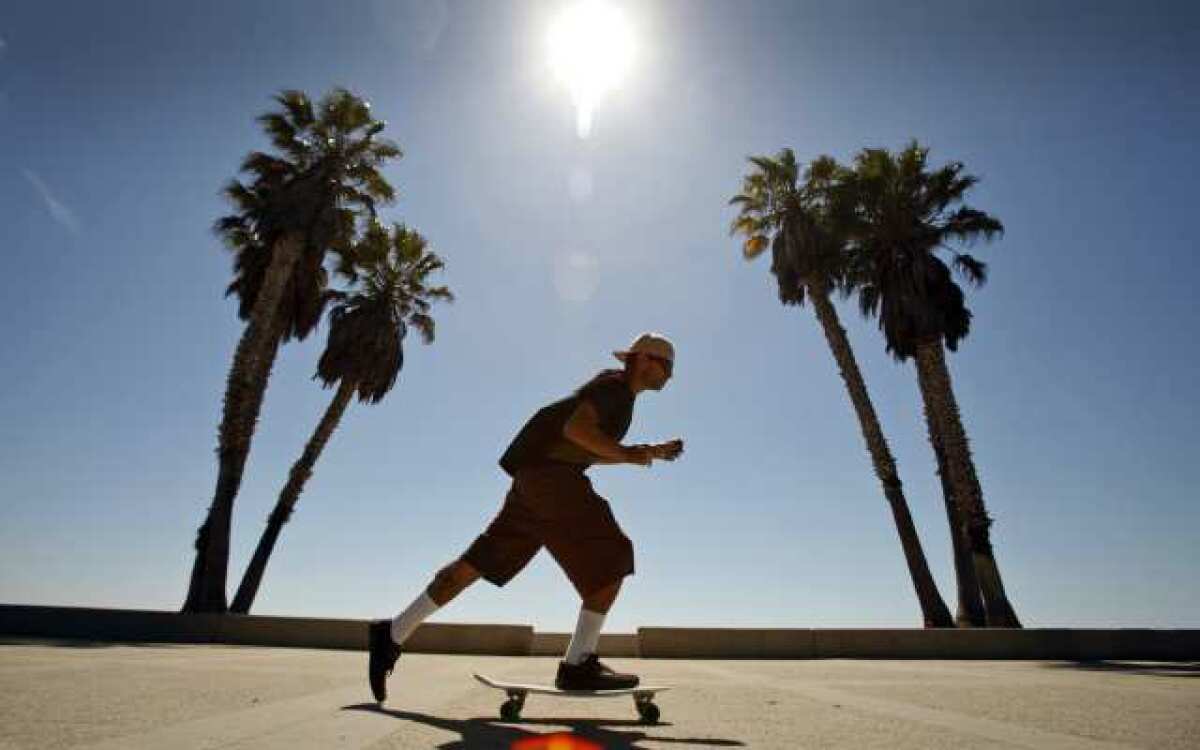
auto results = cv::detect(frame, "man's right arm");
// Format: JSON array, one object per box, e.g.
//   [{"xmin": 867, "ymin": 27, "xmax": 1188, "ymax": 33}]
[{"xmin": 563, "ymin": 400, "xmax": 652, "ymax": 465}]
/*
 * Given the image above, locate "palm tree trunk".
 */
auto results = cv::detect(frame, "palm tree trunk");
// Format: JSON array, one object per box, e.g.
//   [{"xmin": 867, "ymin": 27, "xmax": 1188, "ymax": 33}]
[
  {"xmin": 925, "ymin": 403, "xmax": 987, "ymax": 627},
  {"xmin": 183, "ymin": 232, "xmax": 303, "ymax": 613},
  {"xmin": 808, "ymin": 287, "xmax": 953, "ymax": 627},
  {"xmin": 913, "ymin": 340, "xmax": 1021, "ymax": 627},
  {"xmin": 230, "ymin": 380, "xmax": 357, "ymax": 614}
]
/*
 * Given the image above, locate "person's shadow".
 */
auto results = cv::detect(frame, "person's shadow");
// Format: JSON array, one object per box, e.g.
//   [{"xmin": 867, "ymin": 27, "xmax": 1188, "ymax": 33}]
[{"xmin": 342, "ymin": 703, "xmax": 745, "ymax": 749}]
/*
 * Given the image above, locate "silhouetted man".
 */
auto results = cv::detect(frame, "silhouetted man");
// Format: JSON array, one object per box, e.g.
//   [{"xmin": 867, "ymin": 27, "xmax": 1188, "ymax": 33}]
[{"xmin": 368, "ymin": 333, "xmax": 683, "ymax": 702}]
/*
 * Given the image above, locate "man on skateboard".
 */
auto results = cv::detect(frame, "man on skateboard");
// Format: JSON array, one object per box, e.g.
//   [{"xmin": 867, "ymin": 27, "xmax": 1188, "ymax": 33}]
[{"xmin": 368, "ymin": 332, "xmax": 683, "ymax": 702}]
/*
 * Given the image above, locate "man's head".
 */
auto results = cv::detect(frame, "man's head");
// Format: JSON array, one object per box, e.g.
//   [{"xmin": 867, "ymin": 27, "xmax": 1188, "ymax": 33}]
[{"xmin": 614, "ymin": 332, "xmax": 674, "ymax": 392}]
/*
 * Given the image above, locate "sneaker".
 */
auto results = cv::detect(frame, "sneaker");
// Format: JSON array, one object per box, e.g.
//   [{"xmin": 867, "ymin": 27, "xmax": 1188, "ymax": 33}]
[
  {"xmin": 368, "ymin": 619, "xmax": 401, "ymax": 702},
  {"xmin": 554, "ymin": 653, "xmax": 639, "ymax": 691}
]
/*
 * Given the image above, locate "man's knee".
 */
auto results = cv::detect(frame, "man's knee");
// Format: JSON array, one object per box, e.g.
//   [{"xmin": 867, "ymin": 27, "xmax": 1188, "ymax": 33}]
[
  {"xmin": 582, "ymin": 578, "xmax": 623, "ymax": 612},
  {"xmin": 438, "ymin": 558, "xmax": 480, "ymax": 586},
  {"xmin": 427, "ymin": 559, "xmax": 479, "ymax": 606}
]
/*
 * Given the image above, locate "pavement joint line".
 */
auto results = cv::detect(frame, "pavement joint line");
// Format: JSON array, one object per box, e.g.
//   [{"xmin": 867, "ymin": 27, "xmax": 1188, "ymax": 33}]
[{"xmin": 685, "ymin": 662, "xmax": 1141, "ymax": 750}]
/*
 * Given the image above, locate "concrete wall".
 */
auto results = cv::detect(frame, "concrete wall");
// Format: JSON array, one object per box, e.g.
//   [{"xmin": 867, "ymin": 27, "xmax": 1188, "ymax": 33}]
[
  {"xmin": 531, "ymin": 632, "xmax": 639, "ymax": 657},
  {"xmin": 0, "ymin": 605, "xmax": 531, "ymax": 655},
  {"xmin": 3, "ymin": 606, "xmax": 1197, "ymax": 660},
  {"xmin": 637, "ymin": 627, "xmax": 1200, "ymax": 660},
  {"xmin": 638, "ymin": 628, "xmax": 816, "ymax": 659}
]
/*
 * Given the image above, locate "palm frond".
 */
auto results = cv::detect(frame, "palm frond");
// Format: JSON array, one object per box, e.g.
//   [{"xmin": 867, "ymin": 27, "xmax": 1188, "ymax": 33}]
[
  {"xmin": 275, "ymin": 90, "xmax": 315, "ymax": 129},
  {"xmin": 348, "ymin": 164, "xmax": 397, "ymax": 203},
  {"xmin": 240, "ymin": 152, "xmax": 293, "ymax": 181},
  {"xmin": 729, "ymin": 216, "xmax": 759, "ymax": 237},
  {"xmin": 858, "ymin": 284, "xmax": 880, "ymax": 319},
  {"xmin": 952, "ymin": 253, "xmax": 988, "ymax": 286},
  {"xmin": 941, "ymin": 207, "xmax": 1003, "ymax": 244},
  {"xmin": 743, "ymin": 235, "xmax": 769, "ymax": 259},
  {"xmin": 220, "ymin": 180, "xmax": 258, "ymax": 212}
]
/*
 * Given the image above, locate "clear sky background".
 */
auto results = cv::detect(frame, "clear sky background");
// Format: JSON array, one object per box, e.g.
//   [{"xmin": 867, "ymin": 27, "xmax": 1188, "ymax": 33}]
[{"xmin": 1, "ymin": 0, "xmax": 1197, "ymax": 632}]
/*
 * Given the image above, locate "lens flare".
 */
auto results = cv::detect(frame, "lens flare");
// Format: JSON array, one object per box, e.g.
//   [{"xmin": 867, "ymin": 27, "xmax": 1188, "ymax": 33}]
[{"xmin": 512, "ymin": 731, "xmax": 603, "ymax": 750}]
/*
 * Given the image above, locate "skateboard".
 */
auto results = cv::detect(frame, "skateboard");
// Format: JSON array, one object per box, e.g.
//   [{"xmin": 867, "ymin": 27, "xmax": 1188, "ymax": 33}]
[{"xmin": 473, "ymin": 673, "xmax": 669, "ymax": 723}]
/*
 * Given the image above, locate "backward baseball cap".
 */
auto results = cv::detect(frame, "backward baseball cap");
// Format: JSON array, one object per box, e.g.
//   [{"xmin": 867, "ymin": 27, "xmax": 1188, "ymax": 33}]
[{"xmin": 613, "ymin": 332, "xmax": 675, "ymax": 363}]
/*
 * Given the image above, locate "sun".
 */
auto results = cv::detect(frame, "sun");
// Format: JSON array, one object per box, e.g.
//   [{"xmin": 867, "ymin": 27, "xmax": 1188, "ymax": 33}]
[{"xmin": 547, "ymin": 1, "xmax": 635, "ymax": 138}]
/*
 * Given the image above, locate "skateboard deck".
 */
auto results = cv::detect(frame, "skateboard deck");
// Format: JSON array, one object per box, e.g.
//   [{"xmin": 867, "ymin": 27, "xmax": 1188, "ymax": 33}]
[{"xmin": 473, "ymin": 673, "xmax": 669, "ymax": 723}]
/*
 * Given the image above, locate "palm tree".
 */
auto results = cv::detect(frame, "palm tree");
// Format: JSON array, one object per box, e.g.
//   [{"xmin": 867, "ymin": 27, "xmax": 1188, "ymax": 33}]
[
  {"xmin": 184, "ymin": 89, "xmax": 402, "ymax": 613},
  {"xmin": 929, "ymin": 416, "xmax": 986, "ymax": 626},
  {"xmin": 842, "ymin": 141, "xmax": 1020, "ymax": 627},
  {"xmin": 229, "ymin": 222, "xmax": 453, "ymax": 614},
  {"xmin": 731, "ymin": 149, "xmax": 953, "ymax": 628}
]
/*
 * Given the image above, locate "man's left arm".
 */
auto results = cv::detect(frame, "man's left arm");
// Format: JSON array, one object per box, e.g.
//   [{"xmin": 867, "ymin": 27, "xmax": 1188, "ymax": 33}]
[{"xmin": 592, "ymin": 439, "xmax": 684, "ymax": 464}]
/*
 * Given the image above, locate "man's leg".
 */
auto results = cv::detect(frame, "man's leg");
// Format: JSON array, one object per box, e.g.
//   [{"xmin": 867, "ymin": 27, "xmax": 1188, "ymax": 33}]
[
  {"xmin": 583, "ymin": 579, "xmax": 622, "ymax": 614},
  {"xmin": 371, "ymin": 478, "xmax": 540, "ymax": 702},
  {"xmin": 391, "ymin": 558, "xmax": 480, "ymax": 646},
  {"xmin": 563, "ymin": 578, "xmax": 622, "ymax": 665},
  {"xmin": 429, "ymin": 557, "xmax": 482, "ymax": 605},
  {"xmin": 545, "ymin": 483, "xmax": 634, "ymax": 670}
]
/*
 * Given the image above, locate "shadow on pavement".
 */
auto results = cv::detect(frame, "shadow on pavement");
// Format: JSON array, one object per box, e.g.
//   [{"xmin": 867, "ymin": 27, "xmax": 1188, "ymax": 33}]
[
  {"xmin": 342, "ymin": 703, "xmax": 745, "ymax": 749},
  {"xmin": 1043, "ymin": 661, "xmax": 1200, "ymax": 678}
]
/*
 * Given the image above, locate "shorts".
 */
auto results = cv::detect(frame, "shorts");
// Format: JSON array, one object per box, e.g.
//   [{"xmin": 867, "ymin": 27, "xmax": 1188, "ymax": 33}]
[{"xmin": 462, "ymin": 464, "xmax": 635, "ymax": 598}]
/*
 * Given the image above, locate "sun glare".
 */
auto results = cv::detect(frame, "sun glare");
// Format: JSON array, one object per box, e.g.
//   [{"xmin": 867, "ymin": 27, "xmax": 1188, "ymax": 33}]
[{"xmin": 547, "ymin": 1, "xmax": 635, "ymax": 138}]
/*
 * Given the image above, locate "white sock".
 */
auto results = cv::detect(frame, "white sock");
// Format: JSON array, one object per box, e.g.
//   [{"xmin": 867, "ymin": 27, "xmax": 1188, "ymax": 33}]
[
  {"xmin": 564, "ymin": 608, "xmax": 606, "ymax": 665},
  {"xmin": 390, "ymin": 591, "xmax": 440, "ymax": 646}
]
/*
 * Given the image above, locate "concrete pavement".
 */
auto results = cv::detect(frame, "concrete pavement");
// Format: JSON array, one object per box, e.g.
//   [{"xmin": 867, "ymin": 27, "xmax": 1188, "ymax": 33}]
[{"xmin": 2, "ymin": 639, "xmax": 1198, "ymax": 749}]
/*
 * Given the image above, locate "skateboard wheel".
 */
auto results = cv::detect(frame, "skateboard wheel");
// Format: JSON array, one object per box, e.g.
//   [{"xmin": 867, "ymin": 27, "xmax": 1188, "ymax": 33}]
[
  {"xmin": 500, "ymin": 699, "xmax": 522, "ymax": 721},
  {"xmin": 638, "ymin": 702, "xmax": 660, "ymax": 724}
]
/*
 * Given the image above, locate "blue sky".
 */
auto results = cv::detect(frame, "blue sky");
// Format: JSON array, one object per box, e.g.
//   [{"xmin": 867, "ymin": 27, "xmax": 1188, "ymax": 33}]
[{"xmin": 1, "ymin": 0, "xmax": 1197, "ymax": 632}]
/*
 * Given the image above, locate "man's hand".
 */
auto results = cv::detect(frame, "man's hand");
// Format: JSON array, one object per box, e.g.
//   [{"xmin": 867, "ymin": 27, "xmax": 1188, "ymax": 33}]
[{"xmin": 649, "ymin": 439, "xmax": 684, "ymax": 462}]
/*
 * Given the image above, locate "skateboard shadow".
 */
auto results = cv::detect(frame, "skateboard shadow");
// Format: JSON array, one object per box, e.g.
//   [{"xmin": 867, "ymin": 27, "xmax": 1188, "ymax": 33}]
[{"xmin": 342, "ymin": 703, "xmax": 745, "ymax": 749}]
